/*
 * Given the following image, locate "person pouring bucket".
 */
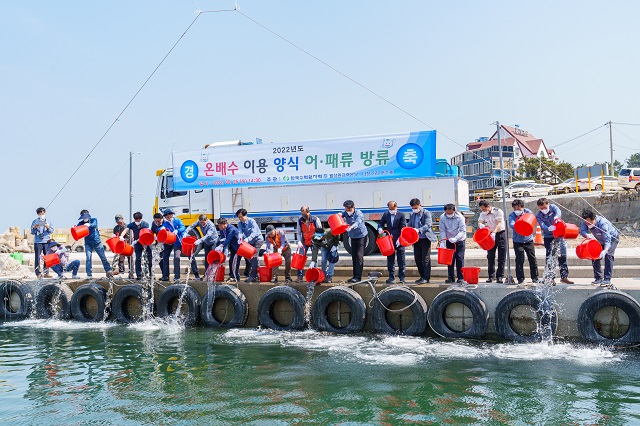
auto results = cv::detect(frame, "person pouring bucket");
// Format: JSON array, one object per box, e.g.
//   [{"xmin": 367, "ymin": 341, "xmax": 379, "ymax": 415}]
[
  {"xmin": 579, "ymin": 208, "xmax": 619, "ymax": 286},
  {"xmin": 77, "ymin": 210, "xmax": 113, "ymax": 278},
  {"xmin": 408, "ymin": 198, "xmax": 437, "ymax": 284},
  {"xmin": 439, "ymin": 204, "xmax": 466, "ymax": 284},
  {"xmin": 265, "ymin": 225, "xmax": 292, "ymax": 284},
  {"xmin": 341, "ymin": 200, "xmax": 367, "ymax": 283},
  {"xmin": 160, "ymin": 209, "xmax": 186, "ymax": 283},
  {"xmin": 185, "ymin": 214, "xmax": 220, "ymax": 281},
  {"xmin": 477, "ymin": 200, "xmax": 506, "ymax": 283},
  {"xmin": 46, "ymin": 240, "xmax": 80, "ymax": 279}
]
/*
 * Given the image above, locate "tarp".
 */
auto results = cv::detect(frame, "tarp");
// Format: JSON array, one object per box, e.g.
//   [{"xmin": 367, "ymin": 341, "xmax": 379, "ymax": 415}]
[{"xmin": 172, "ymin": 131, "xmax": 437, "ymax": 190}]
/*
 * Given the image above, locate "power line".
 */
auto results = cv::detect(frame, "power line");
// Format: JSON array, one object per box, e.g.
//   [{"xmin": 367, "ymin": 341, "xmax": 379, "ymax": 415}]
[
  {"xmin": 613, "ymin": 127, "xmax": 640, "ymax": 146},
  {"xmin": 612, "ymin": 122, "xmax": 640, "ymax": 126},
  {"xmin": 552, "ymin": 124, "xmax": 608, "ymax": 149}
]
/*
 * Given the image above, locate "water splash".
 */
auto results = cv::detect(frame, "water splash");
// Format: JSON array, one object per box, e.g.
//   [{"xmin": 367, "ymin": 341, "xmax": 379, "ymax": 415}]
[{"xmin": 303, "ymin": 281, "xmax": 316, "ymax": 326}]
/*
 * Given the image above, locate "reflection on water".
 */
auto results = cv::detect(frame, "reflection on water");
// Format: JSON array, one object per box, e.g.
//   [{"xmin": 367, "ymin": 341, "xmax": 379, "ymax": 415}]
[{"xmin": 1, "ymin": 320, "xmax": 639, "ymax": 424}]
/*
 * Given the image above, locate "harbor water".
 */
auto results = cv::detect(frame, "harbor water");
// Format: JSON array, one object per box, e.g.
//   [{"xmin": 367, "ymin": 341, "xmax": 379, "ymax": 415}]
[{"xmin": 1, "ymin": 320, "xmax": 640, "ymax": 424}]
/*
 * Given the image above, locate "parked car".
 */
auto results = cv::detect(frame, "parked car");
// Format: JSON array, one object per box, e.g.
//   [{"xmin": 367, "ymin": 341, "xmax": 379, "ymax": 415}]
[
  {"xmin": 577, "ymin": 175, "xmax": 620, "ymax": 191},
  {"xmin": 493, "ymin": 180, "xmax": 536, "ymax": 199},
  {"xmin": 619, "ymin": 168, "xmax": 640, "ymax": 191},
  {"xmin": 553, "ymin": 178, "xmax": 576, "ymax": 194},
  {"xmin": 516, "ymin": 183, "xmax": 554, "ymax": 198}
]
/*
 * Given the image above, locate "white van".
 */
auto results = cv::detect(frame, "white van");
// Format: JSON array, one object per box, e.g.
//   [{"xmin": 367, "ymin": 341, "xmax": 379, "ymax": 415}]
[{"xmin": 619, "ymin": 168, "xmax": 640, "ymax": 191}]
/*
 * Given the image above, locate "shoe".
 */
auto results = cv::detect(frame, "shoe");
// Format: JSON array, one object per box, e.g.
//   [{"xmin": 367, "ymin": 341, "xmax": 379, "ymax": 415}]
[
  {"xmin": 295, "ymin": 277, "xmax": 304, "ymax": 283},
  {"xmin": 128, "ymin": 274, "xmax": 135, "ymax": 279},
  {"xmin": 591, "ymin": 279, "xmax": 603, "ymax": 285},
  {"xmin": 399, "ymin": 280, "xmax": 405, "ymax": 285},
  {"xmin": 414, "ymin": 278, "xmax": 423, "ymax": 284},
  {"xmin": 496, "ymin": 278, "xmax": 504, "ymax": 284},
  {"xmin": 173, "ymin": 278, "xmax": 181, "ymax": 283},
  {"xmin": 485, "ymin": 278, "xmax": 493, "ymax": 283},
  {"xmin": 113, "ymin": 270, "xmax": 120, "ymax": 276},
  {"xmin": 603, "ymin": 279, "xmax": 611, "ymax": 285},
  {"xmin": 36, "ymin": 273, "xmax": 42, "ymax": 279},
  {"xmin": 87, "ymin": 275, "xmax": 93, "ymax": 278},
  {"xmin": 347, "ymin": 278, "xmax": 358, "ymax": 283},
  {"xmin": 560, "ymin": 278, "xmax": 574, "ymax": 284},
  {"xmin": 532, "ymin": 278, "xmax": 540, "ymax": 284},
  {"xmin": 518, "ymin": 279, "xmax": 525, "ymax": 284},
  {"xmin": 416, "ymin": 278, "xmax": 428, "ymax": 284},
  {"xmin": 386, "ymin": 278, "xmax": 396, "ymax": 284},
  {"xmin": 160, "ymin": 277, "xmax": 169, "ymax": 282},
  {"xmin": 44, "ymin": 273, "xmax": 53, "ymax": 278},
  {"xmin": 245, "ymin": 277, "xmax": 257, "ymax": 283},
  {"xmin": 194, "ymin": 275, "xmax": 201, "ymax": 281},
  {"xmin": 284, "ymin": 278, "xmax": 293, "ymax": 284},
  {"xmin": 457, "ymin": 279, "xmax": 467, "ymax": 284},
  {"xmin": 271, "ymin": 277, "xmax": 279, "ymax": 283},
  {"xmin": 445, "ymin": 279, "xmax": 455, "ymax": 284},
  {"xmin": 323, "ymin": 278, "xmax": 332, "ymax": 284},
  {"xmin": 71, "ymin": 275, "xmax": 78, "ymax": 279}
]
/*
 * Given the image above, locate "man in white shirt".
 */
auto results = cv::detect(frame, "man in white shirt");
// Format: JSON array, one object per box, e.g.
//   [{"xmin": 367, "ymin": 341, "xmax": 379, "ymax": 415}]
[{"xmin": 478, "ymin": 200, "xmax": 506, "ymax": 283}]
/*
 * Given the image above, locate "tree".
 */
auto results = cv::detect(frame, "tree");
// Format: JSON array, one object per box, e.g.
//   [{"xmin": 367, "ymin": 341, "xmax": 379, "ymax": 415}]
[
  {"xmin": 515, "ymin": 157, "xmax": 574, "ymax": 184},
  {"xmin": 627, "ymin": 153, "xmax": 640, "ymax": 168}
]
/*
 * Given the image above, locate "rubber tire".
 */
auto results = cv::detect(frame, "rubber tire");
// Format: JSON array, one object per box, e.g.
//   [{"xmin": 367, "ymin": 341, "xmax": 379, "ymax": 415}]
[
  {"xmin": 157, "ymin": 284, "xmax": 202, "ymax": 327},
  {"xmin": 595, "ymin": 184, "xmax": 602, "ymax": 191},
  {"xmin": 343, "ymin": 224, "xmax": 376, "ymax": 256},
  {"xmin": 494, "ymin": 289, "xmax": 557, "ymax": 343},
  {"xmin": 522, "ymin": 191, "xmax": 530, "ymax": 197},
  {"xmin": 312, "ymin": 286, "xmax": 366, "ymax": 334},
  {"xmin": 0, "ymin": 280, "xmax": 34, "ymax": 320},
  {"xmin": 201, "ymin": 285, "xmax": 248, "ymax": 328},
  {"xmin": 372, "ymin": 286, "xmax": 428, "ymax": 336},
  {"xmin": 577, "ymin": 290, "xmax": 640, "ymax": 345},
  {"xmin": 70, "ymin": 283, "xmax": 107, "ymax": 322},
  {"xmin": 257, "ymin": 285, "xmax": 306, "ymax": 331},
  {"xmin": 36, "ymin": 283, "xmax": 73, "ymax": 320},
  {"xmin": 427, "ymin": 289, "xmax": 488, "ymax": 339},
  {"xmin": 111, "ymin": 285, "xmax": 151, "ymax": 324}
]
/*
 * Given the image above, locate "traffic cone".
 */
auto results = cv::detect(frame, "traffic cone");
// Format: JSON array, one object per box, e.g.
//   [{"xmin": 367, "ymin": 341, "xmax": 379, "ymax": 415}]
[{"xmin": 534, "ymin": 225, "xmax": 544, "ymax": 246}]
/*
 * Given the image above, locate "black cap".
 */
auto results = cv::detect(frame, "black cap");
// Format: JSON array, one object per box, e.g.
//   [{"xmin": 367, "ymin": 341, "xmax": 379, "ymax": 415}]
[
  {"xmin": 163, "ymin": 209, "xmax": 175, "ymax": 216},
  {"xmin": 265, "ymin": 225, "xmax": 275, "ymax": 234}
]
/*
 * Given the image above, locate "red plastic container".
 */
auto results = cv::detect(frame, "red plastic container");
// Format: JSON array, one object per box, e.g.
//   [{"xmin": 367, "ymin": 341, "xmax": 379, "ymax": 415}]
[
  {"xmin": 399, "ymin": 227, "xmax": 419, "ymax": 247},
  {"xmin": 71, "ymin": 225, "xmax": 89, "ymax": 241},
  {"xmin": 106, "ymin": 236, "xmax": 119, "ymax": 252},
  {"xmin": 207, "ymin": 250, "xmax": 227, "ymax": 265},
  {"xmin": 576, "ymin": 239, "xmax": 602, "ymax": 260},
  {"xmin": 214, "ymin": 264, "xmax": 225, "ymax": 282},
  {"xmin": 264, "ymin": 252, "xmax": 283, "ymax": 269},
  {"xmin": 157, "ymin": 228, "xmax": 176, "ymax": 245},
  {"xmin": 328, "ymin": 214, "xmax": 349, "ymax": 236},
  {"xmin": 43, "ymin": 253, "xmax": 60, "ymax": 268},
  {"xmin": 473, "ymin": 228, "xmax": 495, "ymax": 251},
  {"xmin": 257, "ymin": 266, "xmax": 273, "ymax": 282},
  {"xmin": 437, "ymin": 243, "xmax": 455, "ymax": 265},
  {"xmin": 138, "ymin": 228, "xmax": 154, "ymax": 246},
  {"xmin": 553, "ymin": 219, "xmax": 566, "ymax": 238},
  {"xmin": 305, "ymin": 267, "xmax": 325, "ymax": 284},
  {"xmin": 376, "ymin": 231, "xmax": 395, "ymax": 257},
  {"xmin": 291, "ymin": 247, "xmax": 307, "ymax": 270},
  {"xmin": 514, "ymin": 212, "xmax": 536, "ymax": 236},
  {"xmin": 563, "ymin": 224, "xmax": 580, "ymax": 239},
  {"xmin": 461, "ymin": 266, "xmax": 481, "ymax": 284},
  {"xmin": 181, "ymin": 236, "xmax": 197, "ymax": 257},
  {"xmin": 115, "ymin": 241, "xmax": 134, "ymax": 257},
  {"xmin": 237, "ymin": 241, "xmax": 256, "ymax": 259}
]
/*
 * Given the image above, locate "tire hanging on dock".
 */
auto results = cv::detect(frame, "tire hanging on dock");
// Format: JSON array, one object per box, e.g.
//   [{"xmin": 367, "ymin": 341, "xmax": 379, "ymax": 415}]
[
  {"xmin": 0, "ymin": 280, "xmax": 34, "ymax": 321},
  {"xmin": 494, "ymin": 289, "xmax": 557, "ymax": 343},
  {"xmin": 311, "ymin": 286, "xmax": 366, "ymax": 334},
  {"xmin": 427, "ymin": 288, "xmax": 488, "ymax": 339},
  {"xmin": 372, "ymin": 286, "xmax": 428, "ymax": 336},
  {"xmin": 36, "ymin": 283, "xmax": 73, "ymax": 320},
  {"xmin": 257, "ymin": 285, "xmax": 306, "ymax": 331},
  {"xmin": 70, "ymin": 283, "xmax": 107, "ymax": 322},
  {"xmin": 111, "ymin": 284, "xmax": 152, "ymax": 324},
  {"xmin": 201, "ymin": 285, "xmax": 248, "ymax": 328},
  {"xmin": 157, "ymin": 284, "xmax": 202, "ymax": 327},
  {"xmin": 577, "ymin": 290, "xmax": 640, "ymax": 345}
]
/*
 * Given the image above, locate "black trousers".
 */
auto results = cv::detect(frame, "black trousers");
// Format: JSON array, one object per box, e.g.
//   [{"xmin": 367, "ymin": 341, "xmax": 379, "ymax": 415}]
[
  {"xmin": 228, "ymin": 248, "xmax": 240, "ymax": 281},
  {"xmin": 413, "ymin": 238, "xmax": 431, "ymax": 280},
  {"xmin": 350, "ymin": 237, "xmax": 366, "ymax": 280},
  {"xmin": 543, "ymin": 237, "xmax": 569, "ymax": 279},
  {"xmin": 446, "ymin": 240, "xmax": 465, "ymax": 280},
  {"xmin": 513, "ymin": 241, "xmax": 539, "ymax": 282},
  {"xmin": 486, "ymin": 230, "xmax": 506, "ymax": 279}
]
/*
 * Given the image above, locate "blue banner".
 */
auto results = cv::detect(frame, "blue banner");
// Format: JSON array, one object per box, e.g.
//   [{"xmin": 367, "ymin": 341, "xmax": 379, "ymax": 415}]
[{"xmin": 172, "ymin": 131, "xmax": 437, "ymax": 190}]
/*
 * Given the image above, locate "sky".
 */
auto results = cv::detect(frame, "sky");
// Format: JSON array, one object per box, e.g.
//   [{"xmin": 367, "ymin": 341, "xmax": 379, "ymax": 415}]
[{"xmin": 1, "ymin": 0, "xmax": 639, "ymax": 232}]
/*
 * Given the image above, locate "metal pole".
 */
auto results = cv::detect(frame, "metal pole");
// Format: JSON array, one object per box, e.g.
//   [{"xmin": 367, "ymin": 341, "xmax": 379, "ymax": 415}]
[
  {"xmin": 129, "ymin": 151, "xmax": 133, "ymax": 221},
  {"xmin": 609, "ymin": 120, "xmax": 614, "ymax": 175},
  {"xmin": 496, "ymin": 122, "xmax": 512, "ymax": 282}
]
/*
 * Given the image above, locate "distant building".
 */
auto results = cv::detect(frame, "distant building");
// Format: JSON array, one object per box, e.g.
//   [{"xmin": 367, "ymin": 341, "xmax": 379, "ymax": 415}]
[{"xmin": 450, "ymin": 125, "xmax": 556, "ymax": 194}]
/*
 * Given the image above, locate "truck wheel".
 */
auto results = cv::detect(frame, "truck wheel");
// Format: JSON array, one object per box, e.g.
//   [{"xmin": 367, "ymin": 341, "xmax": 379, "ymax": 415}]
[
  {"xmin": 636, "ymin": 184, "xmax": 640, "ymax": 193},
  {"xmin": 342, "ymin": 224, "xmax": 377, "ymax": 256}
]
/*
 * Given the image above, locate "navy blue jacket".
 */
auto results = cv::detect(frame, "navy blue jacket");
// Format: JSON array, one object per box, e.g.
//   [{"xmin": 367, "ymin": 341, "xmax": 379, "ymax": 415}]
[
  {"xmin": 378, "ymin": 211, "xmax": 407, "ymax": 241},
  {"xmin": 220, "ymin": 224, "xmax": 240, "ymax": 252}
]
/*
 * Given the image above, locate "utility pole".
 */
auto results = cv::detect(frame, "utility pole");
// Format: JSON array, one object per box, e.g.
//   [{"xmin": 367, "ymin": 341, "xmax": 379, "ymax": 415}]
[
  {"xmin": 129, "ymin": 151, "xmax": 133, "ymax": 222},
  {"xmin": 609, "ymin": 120, "xmax": 614, "ymax": 175},
  {"xmin": 495, "ymin": 121, "xmax": 512, "ymax": 283}
]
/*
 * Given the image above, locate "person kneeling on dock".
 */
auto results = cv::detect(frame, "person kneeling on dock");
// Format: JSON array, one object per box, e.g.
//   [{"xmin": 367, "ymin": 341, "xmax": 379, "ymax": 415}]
[
  {"xmin": 579, "ymin": 208, "xmax": 619, "ymax": 286},
  {"xmin": 46, "ymin": 240, "xmax": 80, "ymax": 279},
  {"xmin": 311, "ymin": 228, "xmax": 341, "ymax": 284},
  {"xmin": 265, "ymin": 225, "xmax": 292, "ymax": 284},
  {"xmin": 439, "ymin": 204, "xmax": 466, "ymax": 284},
  {"xmin": 509, "ymin": 199, "xmax": 539, "ymax": 284}
]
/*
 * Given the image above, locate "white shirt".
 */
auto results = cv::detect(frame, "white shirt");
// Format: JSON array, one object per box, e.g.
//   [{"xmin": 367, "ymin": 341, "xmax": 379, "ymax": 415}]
[{"xmin": 479, "ymin": 207, "xmax": 504, "ymax": 233}]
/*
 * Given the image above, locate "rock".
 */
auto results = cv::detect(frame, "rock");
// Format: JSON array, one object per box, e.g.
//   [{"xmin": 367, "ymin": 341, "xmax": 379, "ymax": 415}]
[{"xmin": 17, "ymin": 239, "xmax": 32, "ymax": 253}]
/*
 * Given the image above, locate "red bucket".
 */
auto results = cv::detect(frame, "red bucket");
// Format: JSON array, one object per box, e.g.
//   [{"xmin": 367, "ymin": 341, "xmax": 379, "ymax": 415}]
[
  {"xmin": 376, "ymin": 231, "xmax": 395, "ymax": 256},
  {"xmin": 552, "ymin": 219, "xmax": 566, "ymax": 238},
  {"xmin": 43, "ymin": 253, "xmax": 60, "ymax": 268},
  {"xmin": 237, "ymin": 241, "xmax": 256, "ymax": 259},
  {"xmin": 71, "ymin": 225, "xmax": 89, "ymax": 241},
  {"xmin": 514, "ymin": 213, "xmax": 536, "ymax": 236},
  {"xmin": 207, "ymin": 250, "xmax": 227, "ymax": 265},
  {"xmin": 138, "ymin": 228, "xmax": 154, "ymax": 246},
  {"xmin": 106, "ymin": 236, "xmax": 119, "ymax": 252},
  {"xmin": 564, "ymin": 224, "xmax": 580, "ymax": 239},
  {"xmin": 181, "ymin": 236, "xmax": 197, "ymax": 257},
  {"xmin": 328, "ymin": 213, "xmax": 349, "ymax": 236},
  {"xmin": 399, "ymin": 227, "xmax": 419, "ymax": 247},
  {"xmin": 157, "ymin": 228, "xmax": 176, "ymax": 245},
  {"xmin": 473, "ymin": 228, "xmax": 495, "ymax": 250},
  {"xmin": 305, "ymin": 267, "xmax": 325, "ymax": 284},
  {"xmin": 264, "ymin": 252, "xmax": 283, "ymax": 269},
  {"xmin": 257, "ymin": 266, "xmax": 272, "ymax": 282},
  {"xmin": 437, "ymin": 244, "xmax": 455, "ymax": 265},
  {"xmin": 461, "ymin": 266, "xmax": 481, "ymax": 284},
  {"xmin": 115, "ymin": 241, "xmax": 134, "ymax": 256},
  {"xmin": 214, "ymin": 264, "xmax": 225, "ymax": 282},
  {"xmin": 291, "ymin": 247, "xmax": 307, "ymax": 270},
  {"xmin": 576, "ymin": 239, "xmax": 602, "ymax": 260}
]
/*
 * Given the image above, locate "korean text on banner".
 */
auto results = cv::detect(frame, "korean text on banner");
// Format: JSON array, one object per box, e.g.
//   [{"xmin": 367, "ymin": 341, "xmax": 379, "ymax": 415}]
[{"xmin": 172, "ymin": 131, "xmax": 436, "ymax": 190}]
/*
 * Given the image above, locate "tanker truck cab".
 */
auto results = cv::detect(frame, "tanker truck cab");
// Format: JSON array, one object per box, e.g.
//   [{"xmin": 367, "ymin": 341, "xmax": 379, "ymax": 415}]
[{"xmin": 155, "ymin": 168, "xmax": 215, "ymax": 226}]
